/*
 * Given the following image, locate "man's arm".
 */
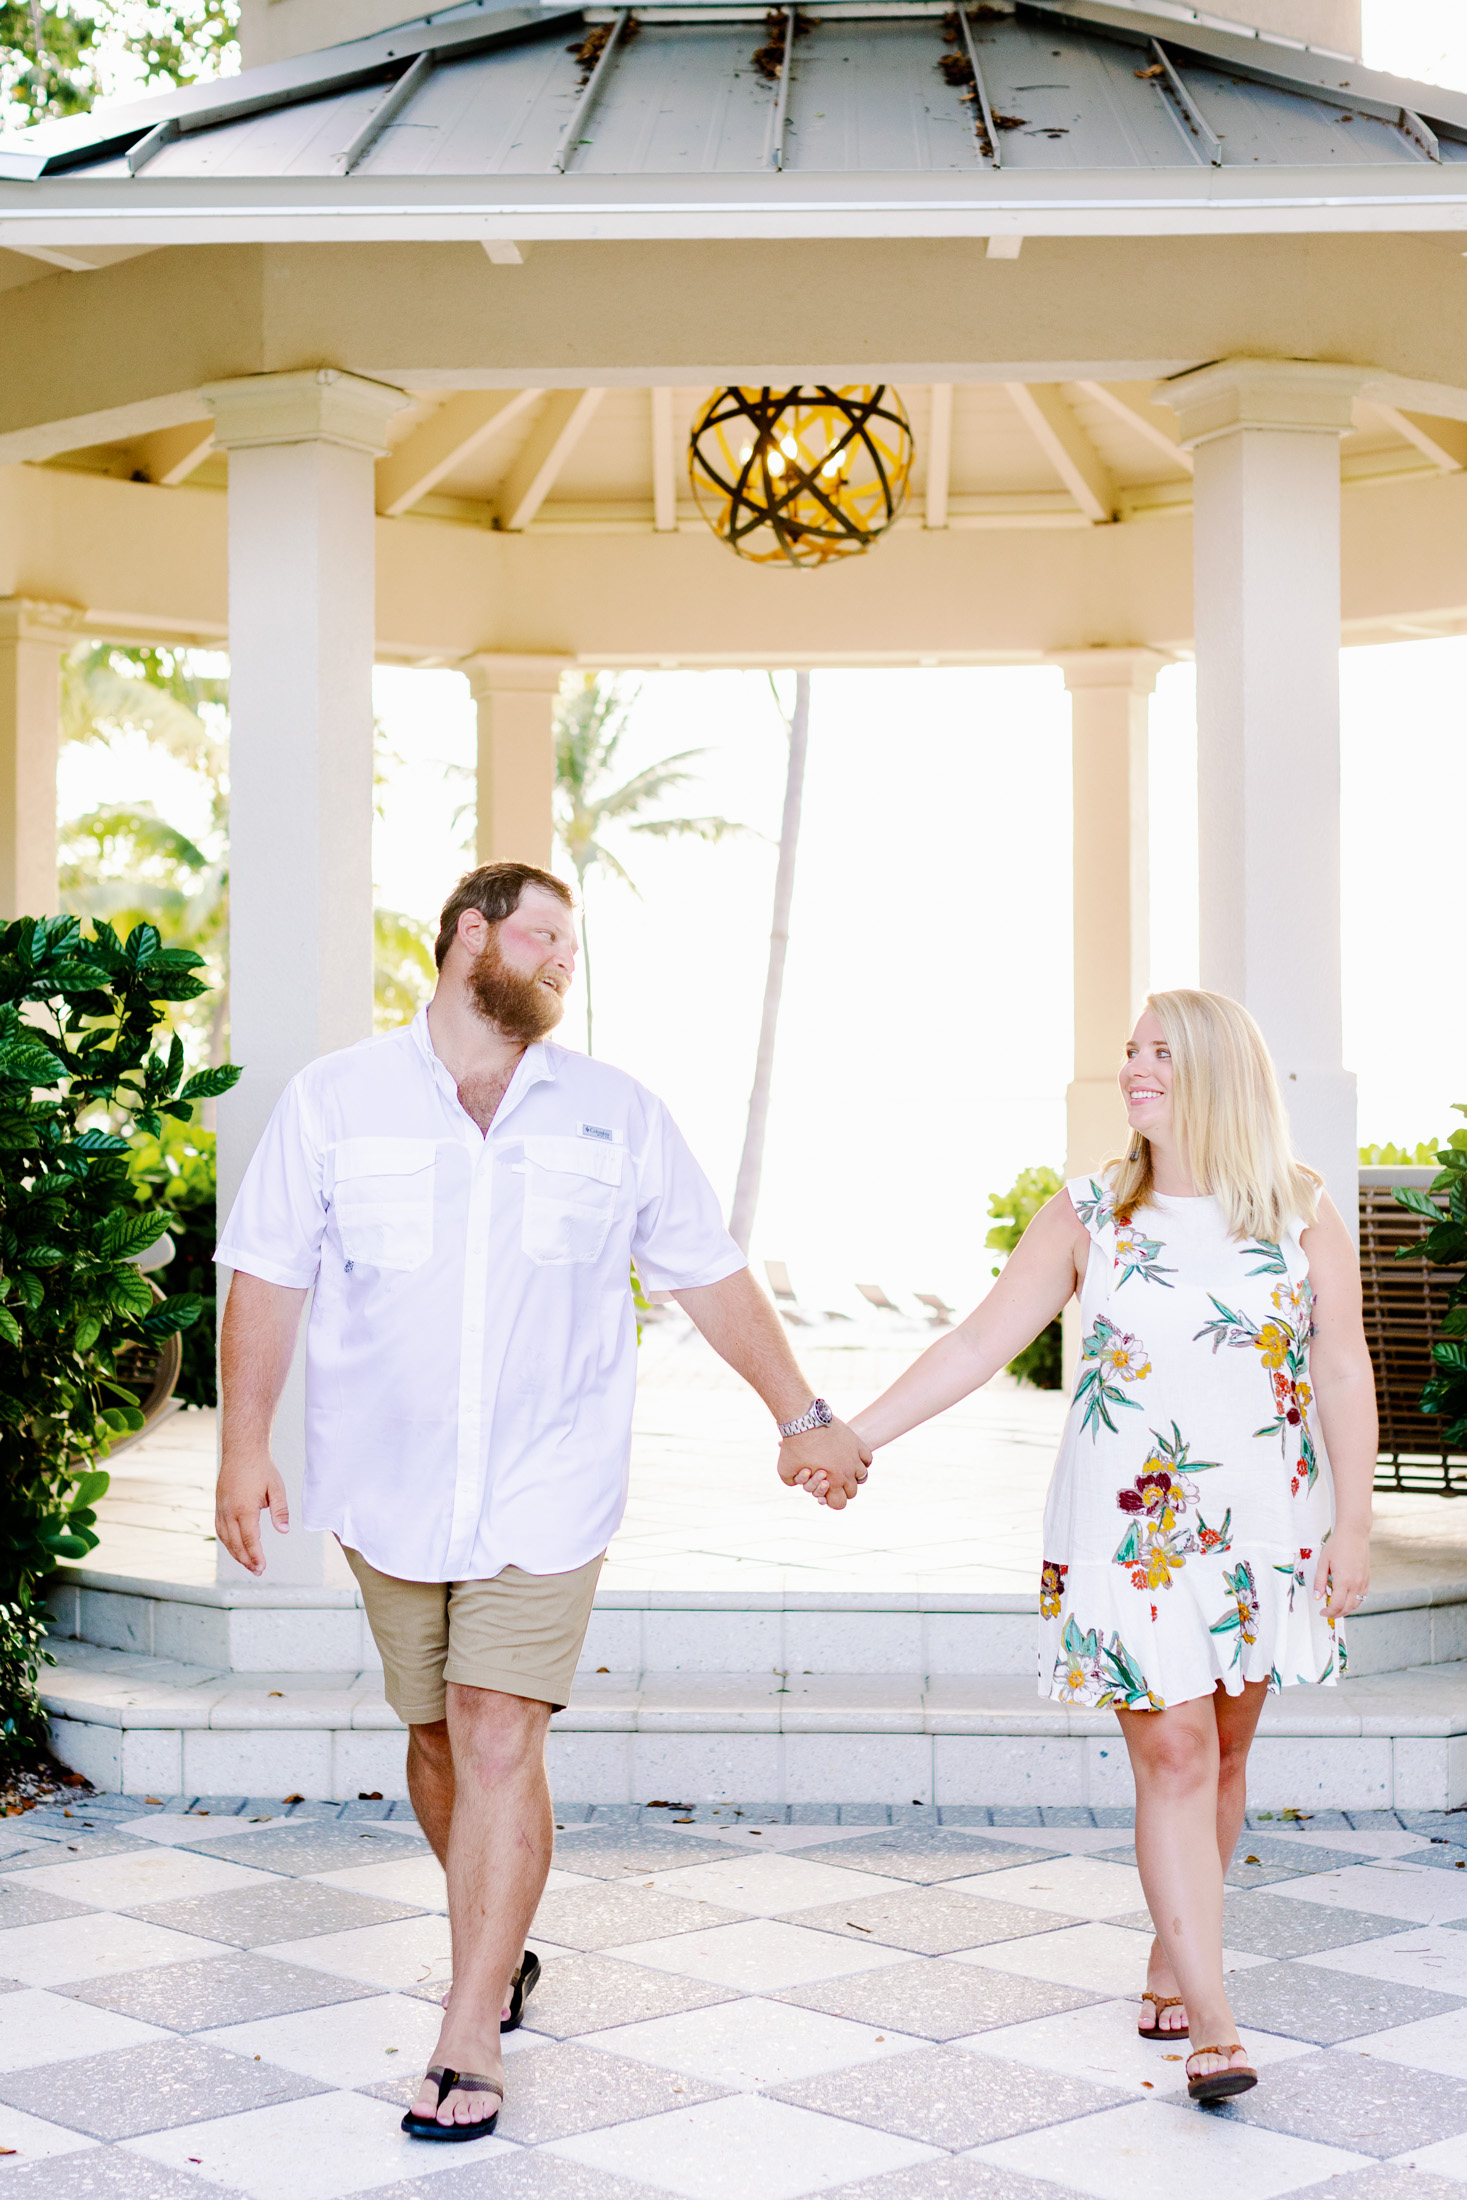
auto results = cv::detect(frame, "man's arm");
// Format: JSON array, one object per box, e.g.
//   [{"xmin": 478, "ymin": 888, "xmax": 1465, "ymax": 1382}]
[
  {"xmin": 672, "ymin": 1267, "xmax": 871, "ymax": 1508},
  {"xmin": 216, "ymin": 1271, "xmax": 308, "ymax": 1575}
]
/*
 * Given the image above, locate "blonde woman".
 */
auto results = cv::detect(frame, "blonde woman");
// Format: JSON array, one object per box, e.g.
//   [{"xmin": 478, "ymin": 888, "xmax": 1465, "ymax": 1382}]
[{"xmin": 842, "ymin": 990, "xmax": 1375, "ymax": 2105}]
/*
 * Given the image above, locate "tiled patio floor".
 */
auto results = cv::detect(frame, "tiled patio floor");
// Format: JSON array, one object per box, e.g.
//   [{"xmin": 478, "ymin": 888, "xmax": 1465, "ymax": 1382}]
[{"xmin": 4, "ymin": 1792, "xmax": 1467, "ymax": 2198}]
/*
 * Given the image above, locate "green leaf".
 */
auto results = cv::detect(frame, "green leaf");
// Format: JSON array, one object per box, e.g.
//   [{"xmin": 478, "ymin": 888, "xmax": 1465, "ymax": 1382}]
[
  {"xmin": 72, "ymin": 1316, "xmax": 101, "ymax": 1351},
  {"xmin": 0, "ymin": 1306, "xmax": 20, "ymax": 1347},
  {"xmin": 71, "ymin": 1472, "xmax": 110, "ymax": 1506},
  {"xmin": 97, "ymin": 1209, "xmax": 168, "ymax": 1260},
  {"xmin": 104, "ymin": 1269, "xmax": 155, "ymax": 1321},
  {"xmin": 144, "ymin": 1291, "xmax": 202, "ymax": 1336},
  {"xmin": 122, "ymin": 923, "xmax": 163, "ymax": 967},
  {"xmin": 177, "ymin": 1065, "xmax": 243, "ymax": 1103},
  {"xmin": 1393, "ymin": 1186, "xmax": 1442, "ymax": 1221},
  {"xmin": 100, "ymin": 1406, "xmax": 146, "ymax": 1434},
  {"xmin": 1432, "ymin": 1339, "xmax": 1467, "ymax": 1373}
]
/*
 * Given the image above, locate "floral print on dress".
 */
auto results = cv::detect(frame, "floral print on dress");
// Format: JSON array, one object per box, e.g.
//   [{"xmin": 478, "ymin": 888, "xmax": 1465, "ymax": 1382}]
[
  {"xmin": 1071, "ymin": 1178, "xmax": 1115, "ymax": 1234},
  {"xmin": 1039, "ymin": 1560, "xmax": 1068, "ymax": 1619},
  {"xmin": 1041, "ymin": 1172, "xmax": 1342, "ymax": 1711},
  {"xmin": 1112, "ymin": 1214, "xmax": 1177, "ymax": 1291},
  {"xmin": 1054, "ymin": 1614, "xmax": 1165, "ymax": 1711},
  {"xmin": 1209, "ymin": 1560, "xmax": 1262, "ymax": 1667},
  {"xmin": 1112, "ymin": 1423, "xmax": 1229, "ymax": 1591},
  {"xmin": 1194, "ymin": 1275, "xmax": 1318, "ymax": 1491},
  {"xmin": 1075, "ymin": 1315, "xmax": 1151, "ymax": 1438}
]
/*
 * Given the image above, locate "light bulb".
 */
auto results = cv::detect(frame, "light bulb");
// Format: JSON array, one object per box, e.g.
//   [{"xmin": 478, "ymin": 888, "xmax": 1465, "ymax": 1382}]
[
  {"xmin": 739, "ymin": 444, "xmax": 753, "ymax": 463},
  {"xmin": 767, "ymin": 450, "xmax": 785, "ymax": 476},
  {"xmin": 780, "ymin": 433, "xmax": 798, "ymax": 459},
  {"xmin": 821, "ymin": 456, "xmax": 841, "ymax": 477}
]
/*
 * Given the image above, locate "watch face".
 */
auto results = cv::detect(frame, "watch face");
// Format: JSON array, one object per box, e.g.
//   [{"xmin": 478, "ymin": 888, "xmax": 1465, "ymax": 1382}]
[{"xmin": 815, "ymin": 1399, "xmax": 834, "ymax": 1425}]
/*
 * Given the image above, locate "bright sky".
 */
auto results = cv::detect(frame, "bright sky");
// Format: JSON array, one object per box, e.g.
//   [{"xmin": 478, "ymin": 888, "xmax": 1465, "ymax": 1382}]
[
  {"xmin": 60, "ymin": 3, "xmax": 1467, "ymax": 1320},
  {"xmin": 363, "ymin": 636, "xmax": 1464, "ymax": 1316}
]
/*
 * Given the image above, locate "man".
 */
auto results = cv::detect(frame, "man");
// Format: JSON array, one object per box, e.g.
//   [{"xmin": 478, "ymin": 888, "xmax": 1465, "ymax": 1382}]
[{"xmin": 214, "ymin": 860, "xmax": 869, "ymax": 2142}]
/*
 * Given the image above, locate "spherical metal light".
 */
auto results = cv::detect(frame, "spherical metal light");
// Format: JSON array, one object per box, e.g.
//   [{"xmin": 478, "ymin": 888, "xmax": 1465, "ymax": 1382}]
[{"xmin": 688, "ymin": 384, "xmax": 913, "ymax": 569}]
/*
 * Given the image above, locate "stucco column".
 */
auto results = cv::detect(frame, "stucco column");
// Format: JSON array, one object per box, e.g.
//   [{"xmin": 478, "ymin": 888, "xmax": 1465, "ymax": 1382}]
[
  {"xmin": 0, "ymin": 598, "xmax": 74, "ymax": 920},
  {"xmin": 1052, "ymin": 649, "xmax": 1163, "ymax": 1184},
  {"xmin": 1157, "ymin": 359, "xmax": 1361, "ymax": 1229},
  {"xmin": 205, "ymin": 368, "xmax": 409, "ymax": 1586},
  {"xmin": 464, "ymin": 655, "xmax": 568, "ymax": 868}
]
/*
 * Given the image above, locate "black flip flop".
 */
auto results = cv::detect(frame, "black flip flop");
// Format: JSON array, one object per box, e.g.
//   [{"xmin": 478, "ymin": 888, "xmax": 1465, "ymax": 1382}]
[
  {"xmin": 502, "ymin": 1948, "xmax": 541, "ymax": 2032},
  {"xmin": 401, "ymin": 2065, "xmax": 502, "ymax": 2142}
]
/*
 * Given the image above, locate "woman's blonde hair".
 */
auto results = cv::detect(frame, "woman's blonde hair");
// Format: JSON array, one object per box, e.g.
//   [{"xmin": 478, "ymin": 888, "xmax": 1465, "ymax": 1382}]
[{"xmin": 1108, "ymin": 988, "xmax": 1321, "ymax": 1243}]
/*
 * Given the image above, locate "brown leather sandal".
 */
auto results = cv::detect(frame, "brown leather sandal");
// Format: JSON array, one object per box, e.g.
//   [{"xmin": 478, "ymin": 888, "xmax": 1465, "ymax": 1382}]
[
  {"xmin": 1186, "ymin": 2045, "xmax": 1257, "ymax": 2103},
  {"xmin": 1137, "ymin": 1990, "xmax": 1188, "ymax": 2040}
]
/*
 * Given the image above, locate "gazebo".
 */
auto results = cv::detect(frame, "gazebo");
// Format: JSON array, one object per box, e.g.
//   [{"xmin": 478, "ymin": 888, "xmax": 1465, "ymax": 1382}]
[{"xmin": 9, "ymin": 0, "xmax": 1467, "ymax": 1804}]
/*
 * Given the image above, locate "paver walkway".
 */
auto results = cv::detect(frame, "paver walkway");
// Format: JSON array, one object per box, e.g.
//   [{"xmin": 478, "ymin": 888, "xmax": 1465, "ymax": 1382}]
[{"xmin": 4, "ymin": 1792, "xmax": 1467, "ymax": 2198}]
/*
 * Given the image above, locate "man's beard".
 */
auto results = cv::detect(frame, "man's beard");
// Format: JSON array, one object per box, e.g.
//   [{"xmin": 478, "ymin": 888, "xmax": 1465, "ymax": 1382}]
[{"xmin": 466, "ymin": 932, "xmax": 565, "ymax": 1042}]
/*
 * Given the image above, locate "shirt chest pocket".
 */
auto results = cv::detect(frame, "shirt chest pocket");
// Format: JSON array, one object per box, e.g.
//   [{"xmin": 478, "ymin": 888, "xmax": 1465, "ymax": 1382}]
[
  {"xmin": 518, "ymin": 1135, "xmax": 623, "ymax": 1266},
  {"xmin": 330, "ymin": 1137, "xmax": 437, "ymax": 1272}
]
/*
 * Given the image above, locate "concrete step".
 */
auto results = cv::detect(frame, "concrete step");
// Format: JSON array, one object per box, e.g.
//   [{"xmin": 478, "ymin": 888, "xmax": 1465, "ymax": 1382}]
[
  {"xmin": 42, "ymin": 1637, "xmax": 1467, "ymax": 1814},
  {"xmin": 48, "ymin": 1566, "xmax": 1467, "ymax": 1681}
]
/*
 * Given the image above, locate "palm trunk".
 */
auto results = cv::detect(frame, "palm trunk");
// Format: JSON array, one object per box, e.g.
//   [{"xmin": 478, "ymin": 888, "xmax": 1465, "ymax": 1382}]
[{"xmin": 729, "ymin": 670, "xmax": 809, "ymax": 1253}]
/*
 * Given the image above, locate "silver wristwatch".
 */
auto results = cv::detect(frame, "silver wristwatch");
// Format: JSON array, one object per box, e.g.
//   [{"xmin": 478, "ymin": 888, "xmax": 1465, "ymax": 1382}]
[{"xmin": 778, "ymin": 1397, "xmax": 834, "ymax": 1440}]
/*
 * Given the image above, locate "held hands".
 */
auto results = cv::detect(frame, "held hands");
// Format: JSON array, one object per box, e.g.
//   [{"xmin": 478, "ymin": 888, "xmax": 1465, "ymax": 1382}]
[
  {"xmin": 1314, "ymin": 1528, "xmax": 1370, "ymax": 1622},
  {"xmin": 215, "ymin": 1448, "xmax": 290, "ymax": 1577},
  {"xmin": 778, "ymin": 1419, "xmax": 872, "ymax": 1509}
]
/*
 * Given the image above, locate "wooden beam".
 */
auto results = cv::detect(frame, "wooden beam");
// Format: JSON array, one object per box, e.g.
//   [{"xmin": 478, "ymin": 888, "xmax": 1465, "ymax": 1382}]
[
  {"xmin": 925, "ymin": 384, "xmax": 953, "ymax": 530},
  {"xmin": 1076, "ymin": 380, "xmax": 1194, "ymax": 475},
  {"xmin": 1366, "ymin": 402, "xmax": 1467, "ymax": 473},
  {"xmin": 651, "ymin": 387, "xmax": 677, "ymax": 533},
  {"xmin": 498, "ymin": 389, "xmax": 606, "ymax": 533},
  {"xmin": 1005, "ymin": 382, "xmax": 1114, "ymax": 524},
  {"xmin": 129, "ymin": 419, "xmax": 216, "ymax": 485},
  {"xmin": 482, "ymin": 241, "xmax": 528, "ymax": 265},
  {"xmin": 376, "ymin": 389, "xmax": 538, "ymax": 517}
]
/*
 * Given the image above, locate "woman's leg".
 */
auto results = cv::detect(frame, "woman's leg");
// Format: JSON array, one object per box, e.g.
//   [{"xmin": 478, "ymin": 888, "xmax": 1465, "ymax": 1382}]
[
  {"xmin": 1117, "ymin": 1694, "xmax": 1245, "ymax": 2078},
  {"xmin": 1214, "ymin": 1677, "xmax": 1270, "ymax": 1867},
  {"xmin": 1137, "ymin": 1677, "xmax": 1271, "ymax": 2034}
]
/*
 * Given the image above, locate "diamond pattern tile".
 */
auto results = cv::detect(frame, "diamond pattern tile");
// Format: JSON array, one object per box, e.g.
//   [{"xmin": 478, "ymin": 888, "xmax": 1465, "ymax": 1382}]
[{"xmin": 15, "ymin": 1797, "xmax": 1467, "ymax": 2198}]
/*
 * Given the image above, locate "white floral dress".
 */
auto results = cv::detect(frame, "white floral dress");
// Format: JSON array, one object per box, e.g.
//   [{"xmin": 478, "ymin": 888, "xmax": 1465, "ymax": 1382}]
[{"xmin": 1039, "ymin": 1172, "xmax": 1343, "ymax": 1711}]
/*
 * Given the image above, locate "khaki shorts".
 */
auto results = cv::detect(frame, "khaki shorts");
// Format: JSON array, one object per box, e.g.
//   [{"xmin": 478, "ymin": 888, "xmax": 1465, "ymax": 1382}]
[{"xmin": 344, "ymin": 1547, "xmax": 604, "ymax": 1724}]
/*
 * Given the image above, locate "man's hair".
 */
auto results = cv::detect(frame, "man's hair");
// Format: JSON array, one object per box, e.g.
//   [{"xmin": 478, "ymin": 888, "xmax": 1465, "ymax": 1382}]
[{"xmin": 434, "ymin": 862, "xmax": 574, "ymax": 969}]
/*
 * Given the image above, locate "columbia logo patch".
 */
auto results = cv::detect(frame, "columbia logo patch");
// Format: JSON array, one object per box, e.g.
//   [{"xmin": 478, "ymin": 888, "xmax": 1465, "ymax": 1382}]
[{"xmin": 579, "ymin": 1122, "xmax": 614, "ymax": 1142}]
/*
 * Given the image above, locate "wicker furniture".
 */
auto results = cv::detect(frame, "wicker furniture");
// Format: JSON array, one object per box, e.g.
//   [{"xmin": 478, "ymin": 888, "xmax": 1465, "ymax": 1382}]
[{"xmin": 1360, "ymin": 1168, "xmax": 1466, "ymax": 1493}]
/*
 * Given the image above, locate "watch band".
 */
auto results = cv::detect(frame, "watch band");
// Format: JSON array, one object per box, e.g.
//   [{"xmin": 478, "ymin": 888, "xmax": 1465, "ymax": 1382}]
[{"xmin": 778, "ymin": 1397, "xmax": 834, "ymax": 1439}]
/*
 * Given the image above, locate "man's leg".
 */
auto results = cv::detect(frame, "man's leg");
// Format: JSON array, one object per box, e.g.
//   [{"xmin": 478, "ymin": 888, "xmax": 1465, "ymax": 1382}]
[
  {"xmin": 407, "ymin": 1720, "xmax": 453, "ymax": 1865},
  {"xmin": 410, "ymin": 1685, "xmax": 553, "ymax": 2129}
]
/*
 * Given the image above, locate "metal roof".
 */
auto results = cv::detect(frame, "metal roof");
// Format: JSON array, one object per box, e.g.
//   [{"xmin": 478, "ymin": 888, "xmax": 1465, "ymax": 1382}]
[{"xmin": 4, "ymin": 0, "xmax": 1467, "ymax": 235}]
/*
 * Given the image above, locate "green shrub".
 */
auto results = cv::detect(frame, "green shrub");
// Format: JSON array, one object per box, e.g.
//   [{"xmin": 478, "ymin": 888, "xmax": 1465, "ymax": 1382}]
[
  {"xmin": 1393, "ymin": 1106, "xmax": 1467, "ymax": 1448},
  {"xmin": 0, "ymin": 914, "xmax": 240, "ymax": 1746},
  {"xmin": 986, "ymin": 1165, "xmax": 1064, "ymax": 1390},
  {"xmin": 1361, "ymin": 1139, "xmax": 1441, "ymax": 1167},
  {"xmin": 128, "ymin": 1118, "xmax": 222, "ymax": 1408}
]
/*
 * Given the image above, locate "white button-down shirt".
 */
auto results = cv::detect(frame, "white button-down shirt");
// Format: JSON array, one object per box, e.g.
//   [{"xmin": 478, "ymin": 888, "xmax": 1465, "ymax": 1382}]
[{"xmin": 216, "ymin": 1009, "xmax": 744, "ymax": 1582}]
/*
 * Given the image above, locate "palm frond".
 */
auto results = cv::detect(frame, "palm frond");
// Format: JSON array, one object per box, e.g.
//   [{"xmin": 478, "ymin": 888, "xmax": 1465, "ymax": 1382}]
[{"xmin": 630, "ymin": 815, "xmax": 759, "ymax": 844}]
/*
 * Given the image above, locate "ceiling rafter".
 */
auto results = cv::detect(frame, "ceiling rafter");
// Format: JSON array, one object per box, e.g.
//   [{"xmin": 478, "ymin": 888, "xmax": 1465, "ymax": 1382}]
[
  {"xmin": 925, "ymin": 384, "xmax": 953, "ymax": 530},
  {"xmin": 376, "ymin": 389, "xmax": 539, "ymax": 517},
  {"xmin": 1004, "ymin": 381, "xmax": 1114, "ymax": 524},
  {"xmin": 651, "ymin": 388, "xmax": 677, "ymax": 532},
  {"xmin": 1362, "ymin": 401, "xmax": 1467, "ymax": 474},
  {"xmin": 1077, "ymin": 380, "xmax": 1193, "ymax": 474},
  {"xmin": 130, "ymin": 419, "xmax": 215, "ymax": 485},
  {"xmin": 498, "ymin": 389, "xmax": 607, "ymax": 531}
]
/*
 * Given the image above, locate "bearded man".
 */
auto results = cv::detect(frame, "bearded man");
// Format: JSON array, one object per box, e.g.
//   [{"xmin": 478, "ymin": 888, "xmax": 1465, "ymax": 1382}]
[{"xmin": 214, "ymin": 861, "xmax": 869, "ymax": 2144}]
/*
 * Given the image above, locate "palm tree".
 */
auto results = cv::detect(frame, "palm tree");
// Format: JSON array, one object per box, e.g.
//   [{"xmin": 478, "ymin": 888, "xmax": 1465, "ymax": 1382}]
[
  {"xmin": 554, "ymin": 674, "xmax": 750, "ymax": 1053},
  {"xmin": 728, "ymin": 672, "xmax": 810, "ymax": 1253}
]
